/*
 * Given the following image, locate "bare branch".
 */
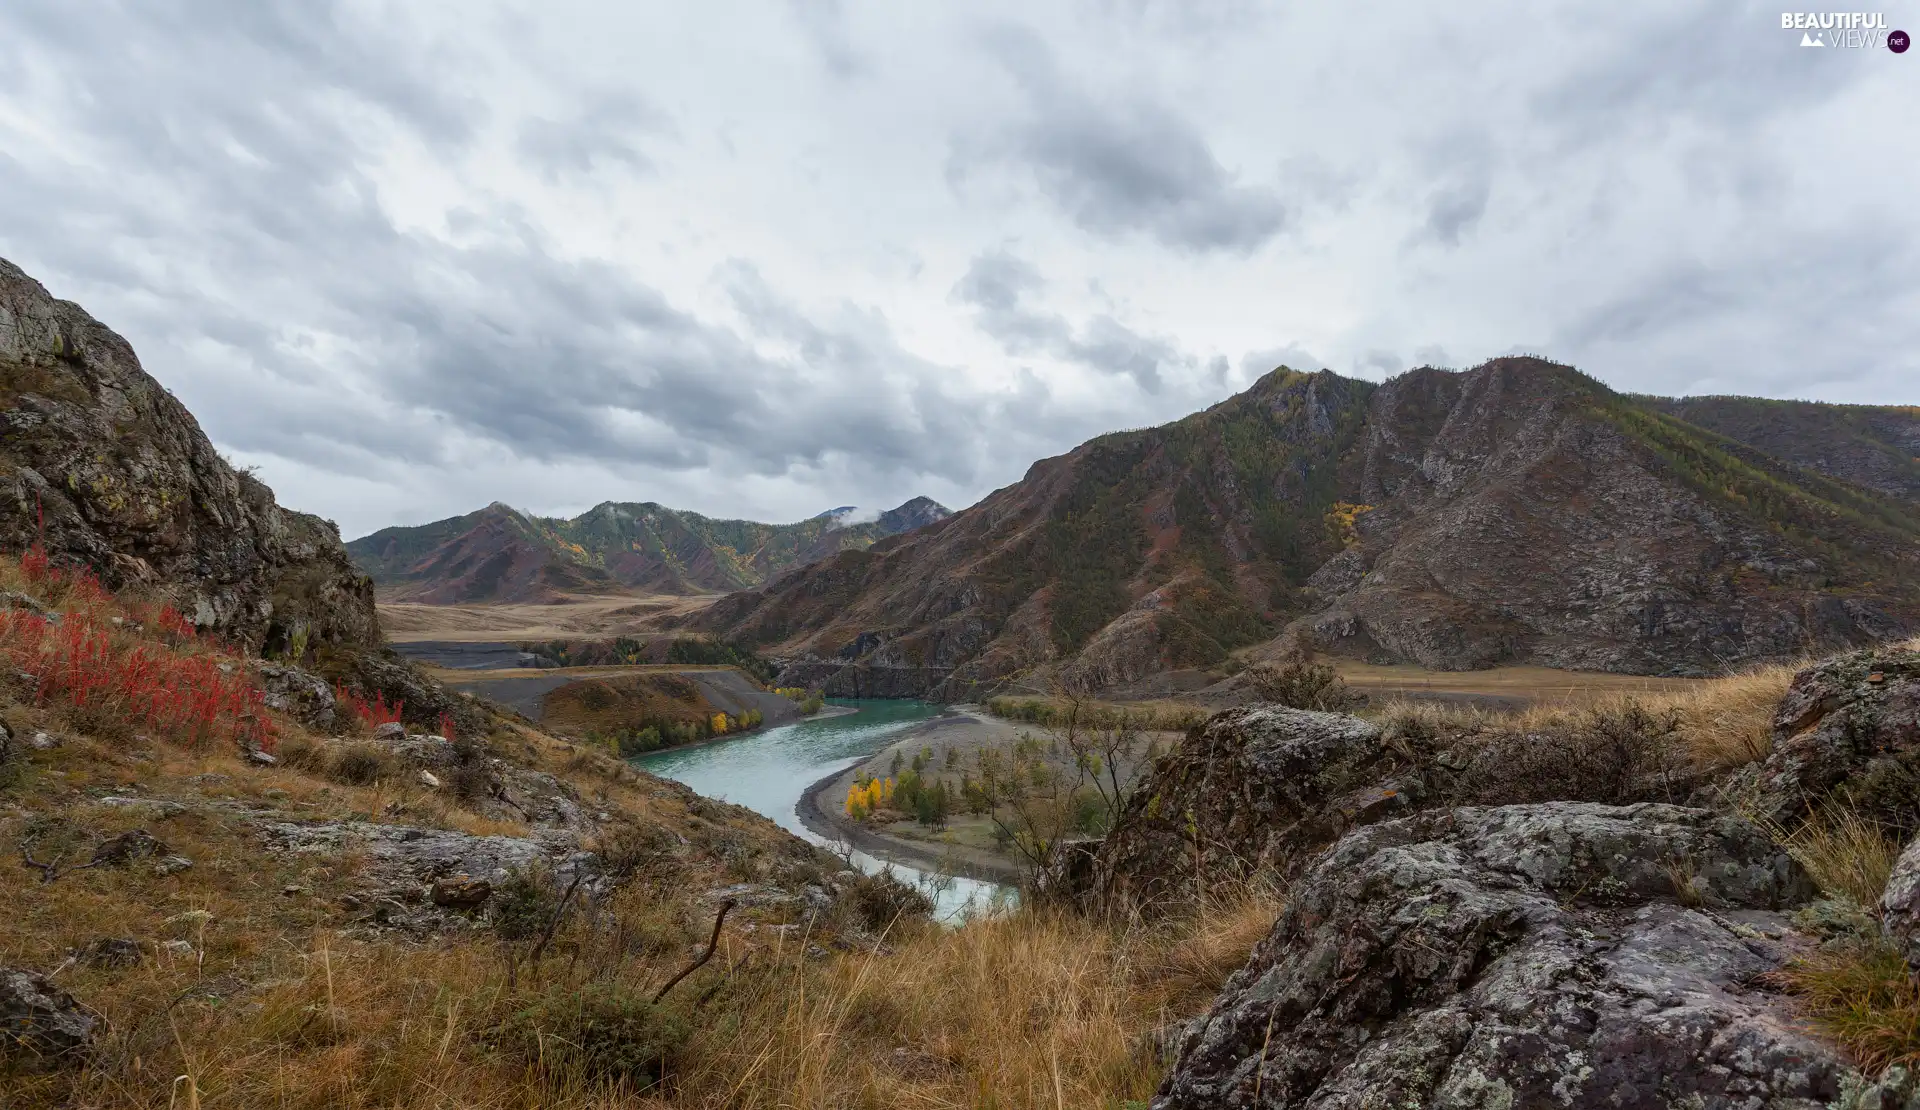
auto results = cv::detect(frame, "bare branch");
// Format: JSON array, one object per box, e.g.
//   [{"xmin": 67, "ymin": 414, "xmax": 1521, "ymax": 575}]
[{"xmin": 653, "ymin": 898, "xmax": 734, "ymax": 1005}]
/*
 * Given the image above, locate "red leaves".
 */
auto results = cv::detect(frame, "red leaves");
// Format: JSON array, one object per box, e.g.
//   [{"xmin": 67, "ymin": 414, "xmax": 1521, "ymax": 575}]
[
  {"xmin": 436, "ymin": 711, "xmax": 457, "ymax": 743},
  {"xmin": 0, "ymin": 608, "xmax": 274, "ymax": 751},
  {"xmin": 335, "ymin": 684, "xmax": 405, "ymax": 729},
  {"xmin": 19, "ymin": 543, "xmax": 116, "ymax": 611}
]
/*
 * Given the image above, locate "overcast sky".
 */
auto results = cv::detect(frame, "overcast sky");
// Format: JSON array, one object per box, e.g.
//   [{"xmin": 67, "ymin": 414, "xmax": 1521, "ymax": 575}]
[{"xmin": 2, "ymin": 2, "xmax": 1914, "ymax": 539}]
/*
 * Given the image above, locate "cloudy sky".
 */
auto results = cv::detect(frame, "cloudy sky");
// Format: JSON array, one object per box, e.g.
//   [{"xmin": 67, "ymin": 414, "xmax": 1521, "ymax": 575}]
[{"xmin": 1, "ymin": 2, "xmax": 1914, "ymax": 539}]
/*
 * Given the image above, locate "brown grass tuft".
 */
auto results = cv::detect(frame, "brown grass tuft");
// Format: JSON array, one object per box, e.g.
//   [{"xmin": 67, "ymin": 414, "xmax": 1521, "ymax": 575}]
[{"xmin": 1782, "ymin": 942, "xmax": 1920, "ymax": 1074}]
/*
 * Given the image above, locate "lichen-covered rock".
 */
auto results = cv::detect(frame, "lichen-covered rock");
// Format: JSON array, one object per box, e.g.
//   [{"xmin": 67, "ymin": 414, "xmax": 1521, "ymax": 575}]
[
  {"xmin": 1884, "ymin": 835, "xmax": 1920, "ymax": 975},
  {"xmin": 0, "ymin": 966, "xmax": 95, "ymax": 1070},
  {"xmin": 1156, "ymin": 802, "xmax": 1839, "ymax": 1110},
  {"xmin": 256, "ymin": 662, "xmax": 337, "ymax": 731},
  {"xmin": 0, "ymin": 258, "xmax": 377, "ymax": 651},
  {"xmin": 1086, "ymin": 707, "xmax": 1420, "ymax": 913},
  {"xmin": 263, "ymin": 820, "xmax": 600, "ymax": 932},
  {"xmin": 1735, "ymin": 646, "xmax": 1920, "ymax": 832}
]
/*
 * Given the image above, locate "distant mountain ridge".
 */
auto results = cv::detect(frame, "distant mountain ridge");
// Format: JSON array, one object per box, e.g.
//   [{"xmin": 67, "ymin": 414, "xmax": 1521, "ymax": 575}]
[
  {"xmin": 1640, "ymin": 394, "xmax": 1920, "ymax": 503},
  {"xmin": 695, "ymin": 358, "xmax": 1920, "ymax": 696},
  {"xmin": 349, "ymin": 496, "xmax": 951, "ymax": 603}
]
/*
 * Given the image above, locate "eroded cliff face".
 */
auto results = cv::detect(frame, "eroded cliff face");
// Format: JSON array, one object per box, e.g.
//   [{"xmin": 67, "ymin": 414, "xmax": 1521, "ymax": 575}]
[
  {"xmin": 0, "ymin": 258, "xmax": 377, "ymax": 651},
  {"xmin": 1286, "ymin": 361, "xmax": 1917, "ymax": 675}
]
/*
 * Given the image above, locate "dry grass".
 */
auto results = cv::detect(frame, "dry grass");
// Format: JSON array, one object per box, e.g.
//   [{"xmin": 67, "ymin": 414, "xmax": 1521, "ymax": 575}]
[
  {"xmin": 1772, "ymin": 805, "xmax": 1906, "ymax": 906},
  {"xmin": 1371, "ymin": 658, "xmax": 1801, "ymax": 775},
  {"xmin": 641, "ymin": 892, "xmax": 1280, "ymax": 1109},
  {"xmin": 6, "ymin": 865, "xmax": 1280, "ymax": 1109},
  {"xmin": 1782, "ymin": 943, "xmax": 1920, "ymax": 1074}
]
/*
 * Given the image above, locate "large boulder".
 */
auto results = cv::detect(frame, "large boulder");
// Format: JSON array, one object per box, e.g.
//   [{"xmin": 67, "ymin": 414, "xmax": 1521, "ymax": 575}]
[
  {"xmin": 256, "ymin": 662, "xmax": 339, "ymax": 732},
  {"xmin": 1088, "ymin": 707, "xmax": 1412, "ymax": 913},
  {"xmin": 1157, "ymin": 802, "xmax": 1842, "ymax": 1110},
  {"xmin": 1736, "ymin": 646, "xmax": 1920, "ymax": 832},
  {"xmin": 0, "ymin": 258, "xmax": 377, "ymax": 651},
  {"xmin": 0, "ymin": 967, "xmax": 95, "ymax": 1070}
]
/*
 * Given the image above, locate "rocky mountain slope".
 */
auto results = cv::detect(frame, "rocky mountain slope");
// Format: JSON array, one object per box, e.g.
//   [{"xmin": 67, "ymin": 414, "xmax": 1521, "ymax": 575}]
[
  {"xmin": 349, "ymin": 496, "xmax": 951, "ymax": 603},
  {"xmin": 1646, "ymin": 394, "xmax": 1920, "ymax": 503},
  {"xmin": 699, "ymin": 358, "xmax": 1920, "ymax": 696},
  {"xmin": 0, "ymin": 258, "xmax": 377, "ymax": 651}
]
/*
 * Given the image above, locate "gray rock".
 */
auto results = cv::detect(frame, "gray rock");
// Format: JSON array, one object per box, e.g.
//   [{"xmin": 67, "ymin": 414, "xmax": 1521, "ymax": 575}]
[
  {"xmin": 1156, "ymin": 802, "xmax": 1842, "ymax": 1110},
  {"xmin": 417, "ymin": 770, "xmax": 442, "ymax": 789},
  {"xmin": 153, "ymin": 855, "xmax": 193, "ymax": 877},
  {"xmin": 89, "ymin": 828, "xmax": 167, "ymax": 867},
  {"xmin": 1732, "ymin": 647, "xmax": 1920, "ymax": 830},
  {"xmin": 1884, "ymin": 835, "xmax": 1920, "ymax": 975},
  {"xmin": 96, "ymin": 796, "xmax": 187, "ymax": 818},
  {"xmin": 246, "ymin": 748, "xmax": 277, "ymax": 766},
  {"xmin": 391, "ymin": 734, "xmax": 455, "ymax": 768},
  {"xmin": 256, "ymin": 662, "xmax": 338, "ymax": 731},
  {"xmin": 76, "ymin": 938, "xmax": 143, "ymax": 969},
  {"xmin": 371, "ymin": 722, "xmax": 406, "ymax": 743},
  {"xmin": 28, "ymin": 730, "xmax": 59, "ymax": 751},
  {"xmin": 1831, "ymin": 1065, "xmax": 1920, "ymax": 1110},
  {"xmin": 1087, "ymin": 707, "xmax": 1404, "ymax": 913},
  {"xmin": 0, "ymin": 966, "xmax": 95, "ymax": 1069},
  {"xmin": 262, "ymin": 820, "xmax": 599, "ymax": 902}
]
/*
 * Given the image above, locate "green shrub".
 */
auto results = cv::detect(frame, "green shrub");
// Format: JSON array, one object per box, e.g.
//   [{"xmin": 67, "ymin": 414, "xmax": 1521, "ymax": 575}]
[
  {"xmin": 500, "ymin": 981, "xmax": 691, "ymax": 1088},
  {"xmin": 492, "ymin": 866, "xmax": 561, "ymax": 942},
  {"xmin": 1244, "ymin": 660, "xmax": 1360, "ymax": 712}
]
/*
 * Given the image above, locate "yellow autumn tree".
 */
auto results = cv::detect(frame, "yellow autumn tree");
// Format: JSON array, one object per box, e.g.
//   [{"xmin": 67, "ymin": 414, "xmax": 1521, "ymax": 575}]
[
  {"xmin": 711, "ymin": 712, "xmax": 730, "ymax": 735},
  {"xmin": 1324, "ymin": 502, "xmax": 1375, "ymax": 549}
]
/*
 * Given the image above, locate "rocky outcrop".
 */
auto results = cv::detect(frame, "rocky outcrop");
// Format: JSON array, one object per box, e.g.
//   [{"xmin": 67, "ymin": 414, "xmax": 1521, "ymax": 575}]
[
  {"xmin": 263, "ymin": 820, "xmax": 601, "ymax": 932},
  {"xmin": 1156, "ymin": 803, "xmax": 1840, "ymax": 1110},
  {"xmin": 0, "ymin": 967, "xmax": 95, "ymax": 1070},
  {"xmin": 256, "ymin": 662, "xmax": 338, "ymax": 731},
  {"xmin": 331, "ymin": 648, "xmax": 489, "ymax": 737},
  {"xmin": 1732, "ymin": 646, "xmax": 1920, "ymax": 833},
  {"xmin": 1081, "ymin": 700, "xmax": 1704, "ymax": 915},
  {"xmin": 1087, "ymin": 707, "xmax": 1411, "ymax": 912},
  {"xmin": 0, "ymin": 258, "xmax": 377, "ymax": 650},
  {"xmin": 1884, "ymin": 835, "xmax": 1920, "ymax": 975}
]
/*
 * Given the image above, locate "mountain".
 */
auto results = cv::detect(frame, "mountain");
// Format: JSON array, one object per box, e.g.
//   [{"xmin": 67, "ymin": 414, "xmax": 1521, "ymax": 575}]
[
  {"xmin": 697, "ymin": 357, "xmax": 1920, "ymax": 696},
  {"xmin": 1642, "ymin": 395, "xmax": 1920, "ymax": 503},
  {"xmin": 348, "ymin": 497, "xmax": 952, "ymax": 603},
  {"xmin": 0, "ymin": 258, "xmax": 377, "ymax": 650}
]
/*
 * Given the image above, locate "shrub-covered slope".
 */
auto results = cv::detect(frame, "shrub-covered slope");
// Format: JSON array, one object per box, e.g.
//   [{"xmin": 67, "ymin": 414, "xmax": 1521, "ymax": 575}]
[{"xmin": 1644, "ymin": 393, "xmax": 1920, "ymax": 503}]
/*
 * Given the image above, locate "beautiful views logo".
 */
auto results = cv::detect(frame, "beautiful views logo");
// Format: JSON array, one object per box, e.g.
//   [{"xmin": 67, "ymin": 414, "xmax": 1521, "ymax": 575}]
[{"xmin": 1781, "ymin": 11, "xmax": 1908, "ymax": 49}]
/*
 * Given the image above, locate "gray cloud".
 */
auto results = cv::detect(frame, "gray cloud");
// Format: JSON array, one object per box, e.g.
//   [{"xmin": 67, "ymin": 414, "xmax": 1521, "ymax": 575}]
[
  {"xmin": 963, "ymin": 26, "xmax": 1287, "ymax": 253},
  {"xmin": 954, "ymin": 250, "xmax": 1192, "ymax": 393},
  {"xmin": 787, "ymin": 0, "xmax": 872, "ymax": 79},
  {"xmin": 515, "ymin": 94, "xmax": 671, "ymax": 181},
  {"xmin": 0, "ymin": 0, "xmax": 1912, "ymax": 537},
  {"xmin": 1424, "ymin": 178, "xmax": 1490, "ymax": 247}
]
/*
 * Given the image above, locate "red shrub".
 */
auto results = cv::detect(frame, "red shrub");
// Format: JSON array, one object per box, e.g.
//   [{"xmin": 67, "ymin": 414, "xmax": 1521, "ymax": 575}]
[
  {"xmin": 336, "ymin": 684, "xmax": 405, "ymax": 730},
  {"xmin": 436, "ymin": 711, "xmax": 457, "ymax": 743},
  {"xmin": 0, "ymin": 609, "xmax": 274, "ymax": 751}
]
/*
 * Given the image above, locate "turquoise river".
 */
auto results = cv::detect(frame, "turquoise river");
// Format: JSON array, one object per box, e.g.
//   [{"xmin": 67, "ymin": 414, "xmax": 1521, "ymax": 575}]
[{"xmin": 634, "ymin": 699, "xmax": 1008, "ymax": 920}]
